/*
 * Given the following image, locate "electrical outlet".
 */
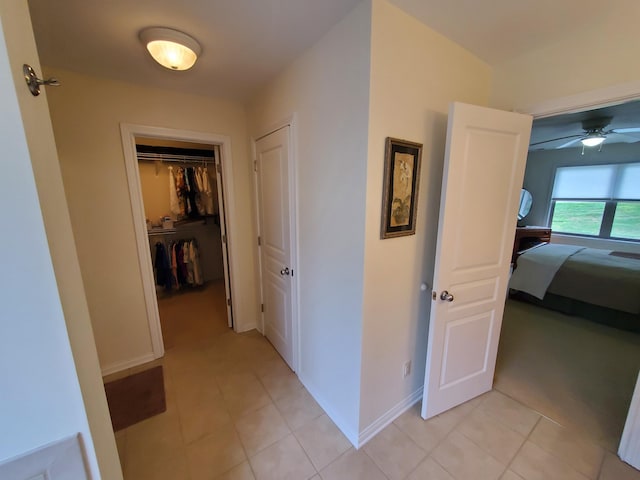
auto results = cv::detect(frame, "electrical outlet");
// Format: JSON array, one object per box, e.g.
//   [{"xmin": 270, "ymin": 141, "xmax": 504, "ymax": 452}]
[{"xmin": 403, "ymin": 360, "xmax": 411, "ymax": 378}]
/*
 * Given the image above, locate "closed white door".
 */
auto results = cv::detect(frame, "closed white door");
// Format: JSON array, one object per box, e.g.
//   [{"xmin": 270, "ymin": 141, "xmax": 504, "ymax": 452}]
[
  {"xmin": 422, "ymin": 102, "xmax": 532, "ymax": 419},
  {"xmin": 255, "ymin": 126, "xmax": 294, "ymax": 368}
]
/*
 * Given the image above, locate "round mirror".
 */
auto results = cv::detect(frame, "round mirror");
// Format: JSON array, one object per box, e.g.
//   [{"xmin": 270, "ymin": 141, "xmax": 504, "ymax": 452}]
[{"xmin": 518, "ymin": 189, "xmax": 533, "ymax": 221}]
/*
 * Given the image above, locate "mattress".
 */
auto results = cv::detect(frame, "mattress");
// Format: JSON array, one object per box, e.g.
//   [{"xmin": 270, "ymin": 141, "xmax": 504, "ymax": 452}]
[{"xmin": 510, "ymin": 244, "xmax": 640, "ymax": 315}]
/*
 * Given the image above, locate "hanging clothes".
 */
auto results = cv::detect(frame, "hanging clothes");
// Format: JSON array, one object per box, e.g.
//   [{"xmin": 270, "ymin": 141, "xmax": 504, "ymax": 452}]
[
  {"xmin": 190, "ymin": 240, "xmax": 203, "ymax": 286},
  {"xmin": 176, "ymin": 241, "xmax": 189, "ymax": 286},
  {"xmin": 154, "ymin": 242, "xmax": 172, "ymax": 291},
  {"xmin": 183, "ymin": 240, "xmax": 195, "ymax": 285},
  {"xmin": 168, "ymin": 166, "xmax": 181, "ymax": 217},
  {"xmin": 170, "ymin": 242, "xmax": 179, "ymax": 289},
  {"xmin": 198, "ymin": 166, "xmax": 215, "ymax": 215},
  {"xmin": 175, "ymin": 167, "xmax": 187, "ymax": 217},
  {"xmin": 185, "ymin": 167, "xmax": 201, "ymax": 218},
  {"xmin": 194, "ymin": 167, "xmax": 206, "ymax": 215}
]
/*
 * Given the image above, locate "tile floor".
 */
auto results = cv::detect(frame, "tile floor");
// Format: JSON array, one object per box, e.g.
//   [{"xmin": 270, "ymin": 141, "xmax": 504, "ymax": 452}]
[{"xmin": 108, "ymin": 284, "xmax": 640, "ymax": 480}]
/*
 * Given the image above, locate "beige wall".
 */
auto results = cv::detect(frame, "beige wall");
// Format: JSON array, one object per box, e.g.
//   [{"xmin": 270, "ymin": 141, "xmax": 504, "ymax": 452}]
[
  {"xmin": 0, "ymin": 2, "xmax": 120, "ymax": 478},
  {"xmin": 360, "ymin": 0, "xmax": 492, "ymax": 433},
  {"xmin": 44, "ymin": 68, "xmax": 258, "ymax": 373},
  {"xmin": 139, "ymin": 161, "xmax": 172, "ymax": 224},
  {"xmin": 248, "ymin": 0, "xmax": 372, "ymax": 443},
  {"xmin": 490, "ymin": 1, "xmax": 640, "ymax": 110}
]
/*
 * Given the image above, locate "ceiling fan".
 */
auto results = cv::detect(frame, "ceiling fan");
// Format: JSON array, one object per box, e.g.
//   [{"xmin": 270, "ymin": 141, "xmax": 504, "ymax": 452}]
[{"xmin": 530, "ymin": 116, "xmax": 640, "ymax": 150}]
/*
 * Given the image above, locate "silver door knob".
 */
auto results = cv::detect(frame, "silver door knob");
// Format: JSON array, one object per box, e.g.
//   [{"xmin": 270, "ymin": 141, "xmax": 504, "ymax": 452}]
[
  {"xmin": 280, "ymin": 267, "xmax": 290, "ymax": 276},
  {"xmin": 440, "ymin": 290, "xmax": 454, "ymax": 302}
]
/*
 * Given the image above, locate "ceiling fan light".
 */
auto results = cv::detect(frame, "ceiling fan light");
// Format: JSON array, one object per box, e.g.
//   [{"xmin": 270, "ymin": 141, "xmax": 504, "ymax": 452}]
[
  {"xmin": 581, "ymin": 135, "xmax": 606, "ymax": 147},
  {"xmin": 139, "ymin": 27, "xmax": 201, "ymax": 71}
]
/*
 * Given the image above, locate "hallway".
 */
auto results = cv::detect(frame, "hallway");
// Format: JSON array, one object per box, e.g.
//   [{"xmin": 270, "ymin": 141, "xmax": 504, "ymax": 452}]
[{"xmin": 107, "ymin": 283, "xmax": 640, "ymax": 480}]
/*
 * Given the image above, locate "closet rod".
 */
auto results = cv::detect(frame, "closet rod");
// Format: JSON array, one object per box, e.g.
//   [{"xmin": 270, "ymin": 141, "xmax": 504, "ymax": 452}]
[{"xmin": 137, "ymin": 152, "xmax": 215, "ymax": 164}]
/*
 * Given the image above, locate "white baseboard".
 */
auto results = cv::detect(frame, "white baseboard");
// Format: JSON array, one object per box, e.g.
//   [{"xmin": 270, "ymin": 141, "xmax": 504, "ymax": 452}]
[
  {"xmin": 358, "ymin": 388, "xmax": 423, "ymax": 448},
  {"xmin": 100, "ymin": 352, "xmax": 157, "ymax": 377},
  {"xmin": 299, "ymin": 374, "xmax": 359, "ymax": 447}
]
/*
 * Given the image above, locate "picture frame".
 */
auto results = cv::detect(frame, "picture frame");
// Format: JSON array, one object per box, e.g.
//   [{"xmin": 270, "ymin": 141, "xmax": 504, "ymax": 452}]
[{"xmin": 380, "ymin": 137, "xmax": 423, "ymax": 239}]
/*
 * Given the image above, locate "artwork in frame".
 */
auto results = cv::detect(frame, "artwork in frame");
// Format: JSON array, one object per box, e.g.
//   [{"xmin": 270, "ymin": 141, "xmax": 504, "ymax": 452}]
[{"xmin": 380, "ymin": 137, "xmax": 423, "ymax": 239}]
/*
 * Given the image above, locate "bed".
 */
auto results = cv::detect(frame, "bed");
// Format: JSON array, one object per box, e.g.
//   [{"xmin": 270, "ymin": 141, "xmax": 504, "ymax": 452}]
[{"xmin": 509, "ymin": 243, "xmax": 640, "ymax": 333}]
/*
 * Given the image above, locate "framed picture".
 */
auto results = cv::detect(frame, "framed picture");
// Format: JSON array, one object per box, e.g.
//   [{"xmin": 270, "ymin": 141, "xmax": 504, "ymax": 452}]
[{"xmin": 380, "ymin": 137, "xmax": 423, "ymax": 239}]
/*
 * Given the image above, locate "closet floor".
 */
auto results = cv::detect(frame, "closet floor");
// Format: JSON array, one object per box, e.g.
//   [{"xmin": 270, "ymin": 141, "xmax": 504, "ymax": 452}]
[{"xmin": 158, "ymin": 280, "xmax": 230, "ymax": 350}]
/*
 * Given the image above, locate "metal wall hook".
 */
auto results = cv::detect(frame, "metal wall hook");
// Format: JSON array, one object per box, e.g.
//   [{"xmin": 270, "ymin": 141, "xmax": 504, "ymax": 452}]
[{"xmin": 23, "ymin": 64, "xmax": 60, "ymax": 96}]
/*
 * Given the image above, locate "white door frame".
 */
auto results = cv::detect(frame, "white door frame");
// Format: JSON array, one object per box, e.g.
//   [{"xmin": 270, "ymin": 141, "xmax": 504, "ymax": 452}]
[
  {"xmin": 251, "ymin": 115, "xmax": 300, "ymax": 372},
  {"xmin": 518, "ymin": 80, "xmax": 640, "ymax": 464},
  {"xmin": 120, "ymin": 123, "xmax": 240, "ymax": 359}
]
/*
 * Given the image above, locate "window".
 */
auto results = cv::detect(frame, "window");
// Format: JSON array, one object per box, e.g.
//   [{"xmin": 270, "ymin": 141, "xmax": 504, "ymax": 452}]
[{"xmin": 549, "ymin": 163, "xmax": 640, "ymax": 241}]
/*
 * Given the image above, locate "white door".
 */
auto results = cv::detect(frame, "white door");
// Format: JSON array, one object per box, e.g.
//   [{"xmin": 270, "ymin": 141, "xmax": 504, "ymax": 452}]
[
  {"xmin": 422, "ymin": 102, "xmax": 532, "ymax": 419},
  {"xmin": 213, "ymin": 151, "xmax": 233, "ymax": 327},
  {"xmin": 255, "ymin": 126, "xmax": 295, "ymax": 368}
]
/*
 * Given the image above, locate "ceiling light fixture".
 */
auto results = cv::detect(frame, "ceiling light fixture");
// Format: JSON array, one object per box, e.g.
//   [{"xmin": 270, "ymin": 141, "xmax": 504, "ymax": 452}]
[
  {"xmin": 139, "ymin": 27, "xmax": 201, "ymax": 71},
  {"xmin": 580, "ymin": 133, "xmax": 606, "ymax": 147}
]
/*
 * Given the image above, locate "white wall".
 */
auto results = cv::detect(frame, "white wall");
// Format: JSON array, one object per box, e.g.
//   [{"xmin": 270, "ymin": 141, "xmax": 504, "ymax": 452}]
[
  {"xmin": 359, "ymin": 0, "xmax": 492, "ymax": 438},
  {"xmin": 43, "ymin": 69, "xmax": 258, "ymax": 373},
  {"xmin": 0, "ymin": 6, "xmax": 103, "ymax": 478},
  {"xmin": 490, "ymin": 1, "xmax": 640, "ymax": 111},
  {"xmin": 248, "ymin": 1, "xmax": 372, "ymax": 443}
]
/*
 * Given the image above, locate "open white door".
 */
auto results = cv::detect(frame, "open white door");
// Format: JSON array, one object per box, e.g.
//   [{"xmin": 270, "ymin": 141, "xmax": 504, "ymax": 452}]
[
  {"xmin": 255, "ymin": 126, "xmax": 295, "ymax": 369},
  {"xmin": 213, "ymin": 149, "xmax": 234, "ymax": 328},
  {"xmin": 422, "ymin": 102, "xmax": 532, "ymax": 419}
]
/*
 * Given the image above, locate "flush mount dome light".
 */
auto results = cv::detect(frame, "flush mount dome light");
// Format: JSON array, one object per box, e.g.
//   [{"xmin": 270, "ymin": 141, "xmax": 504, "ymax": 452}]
[
  {"xmin": 139, "ymin": 27, "xmax": 201, "ymax": 71},
  {"xmin": 581, "ymin": 133, "xmax": 606, "ymax": 147}
]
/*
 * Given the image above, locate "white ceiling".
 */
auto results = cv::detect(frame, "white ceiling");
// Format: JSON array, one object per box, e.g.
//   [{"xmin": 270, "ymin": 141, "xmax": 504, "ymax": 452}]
[
  {"xmin": 28, "ymin": 0, "xmax": 624, "ymax": 102},
  {"xmin": 388, "ymin": 0, "xmax": 614, "ymax": 65},
  {"xmin": 27, "ymin": 0, "xmax": 363, "ymax": 101},
  {"xmin": 25, "ymin": 0, "xmax": 640, "ymax": 148}
]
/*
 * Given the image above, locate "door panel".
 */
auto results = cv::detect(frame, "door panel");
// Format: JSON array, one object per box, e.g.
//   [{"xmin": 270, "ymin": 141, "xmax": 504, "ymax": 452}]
[
  {"xmin": 422, "ymin": 102, "xmax": 532, "ymax": 419},
  {"xmin": 256, "ymin": 126, "xmax": 294, "ymax": 368}
]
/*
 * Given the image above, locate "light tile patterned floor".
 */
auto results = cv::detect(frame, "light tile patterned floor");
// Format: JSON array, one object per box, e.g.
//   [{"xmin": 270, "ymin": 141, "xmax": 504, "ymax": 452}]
[{"xmin": 110, "ymin": 284, "xmax": 640, "ymax": 480}]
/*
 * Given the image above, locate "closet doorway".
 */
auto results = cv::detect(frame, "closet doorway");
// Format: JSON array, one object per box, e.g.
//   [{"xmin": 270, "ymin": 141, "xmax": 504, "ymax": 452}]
[{"xmin": 121, "ymin": 124, "xmax": 239, "ymax": 357}]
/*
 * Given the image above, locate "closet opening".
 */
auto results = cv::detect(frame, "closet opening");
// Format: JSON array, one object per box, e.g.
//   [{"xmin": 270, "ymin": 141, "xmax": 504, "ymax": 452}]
[
  {"xmin": 135, "ymin": 136, "xmax": 233, "ymax": 349},
  {"xmin": 120, "ymin": 122, "xmax": 241, "ymax": 363}
]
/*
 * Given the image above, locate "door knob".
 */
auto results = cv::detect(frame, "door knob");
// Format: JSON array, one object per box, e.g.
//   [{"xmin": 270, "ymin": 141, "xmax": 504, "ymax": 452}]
[
  {"xmin": 280, "ymin": 267, "xmax": 290, "ymax": 276},
  {"xmin": 440, "ymin": 290, "xmax": 454, "ymax": 302}
]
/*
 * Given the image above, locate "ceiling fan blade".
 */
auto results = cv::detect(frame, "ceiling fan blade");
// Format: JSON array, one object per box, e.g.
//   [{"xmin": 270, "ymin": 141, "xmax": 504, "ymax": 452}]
[
  {"xmin": 529, "ymin": 134, "xmax": 583, "ymax": 147},
  {"xmin": 556, "ymin": 137, "xmax": 584, "ymax": 149},
  {"xmin": 611, "ymin": 127, "xmax": 640, "ymax": 134}
]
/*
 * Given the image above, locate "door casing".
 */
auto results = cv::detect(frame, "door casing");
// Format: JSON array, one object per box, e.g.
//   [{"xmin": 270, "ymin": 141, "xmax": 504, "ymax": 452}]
[
  {"xmin": 120, "ymin": 123, "xmax": 240, "ymax": 370},
  {"xmin": 511, "ymin": 84, "xmax": 640, "ymax": 462}
]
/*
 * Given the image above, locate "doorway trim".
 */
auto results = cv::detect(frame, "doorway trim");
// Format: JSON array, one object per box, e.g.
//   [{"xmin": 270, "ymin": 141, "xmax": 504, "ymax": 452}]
[
  {"xmin": 519, "ymin": 80, "xmax": 640, "ymax": 119},
  {"xmin": 516, "ymin": 80, "xmax": 640, "ymax": 463},
  {"xmin": 120, "ymin": 123, "xmax": 240, "ymax": 360},
  {"xmin": 251, "ymin": 114, "xmax": 300, "ymax": 372}
]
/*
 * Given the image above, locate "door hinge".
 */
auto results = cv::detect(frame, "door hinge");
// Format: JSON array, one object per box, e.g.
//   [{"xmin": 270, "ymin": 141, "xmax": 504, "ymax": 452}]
[
  {"xmin": 227, "ymin": 298, "xmax": 231, "ymax": 306},
  {"xmin": 257, "ymin": 236, "xmax": 261, "ymax": 246},
  {"xmin": 222, "ymin": 234, "xmax": 227, "ymax": 244},
  {"xmin": 216, "ymin": 163, "xmax": 221, "ymax": 174},
  {"xmin": 261, "ymin": 303, "xmax": 264, "ymax": 313},
  {"xmin": 254, "ymin": 160, "xmax": 258, "ymax": 172}
]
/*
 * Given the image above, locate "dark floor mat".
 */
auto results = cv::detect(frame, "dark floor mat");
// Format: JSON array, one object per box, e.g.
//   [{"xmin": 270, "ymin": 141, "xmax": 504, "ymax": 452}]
[{"xmin": 104, "ymin": 365, "xmax": 166, "ymax": 431}]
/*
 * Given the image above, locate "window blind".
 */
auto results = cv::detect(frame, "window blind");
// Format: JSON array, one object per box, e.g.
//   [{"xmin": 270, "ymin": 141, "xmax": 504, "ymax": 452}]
[{"xmin": 552, "ymin": 162, "xmax": 640, "ymax": 200}]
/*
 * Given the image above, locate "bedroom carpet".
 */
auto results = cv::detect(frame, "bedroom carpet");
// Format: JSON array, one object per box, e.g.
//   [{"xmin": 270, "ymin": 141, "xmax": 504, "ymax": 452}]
[{"xmin": 495, "ymin": 298, "xmax": 640, "ymax": 452}]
